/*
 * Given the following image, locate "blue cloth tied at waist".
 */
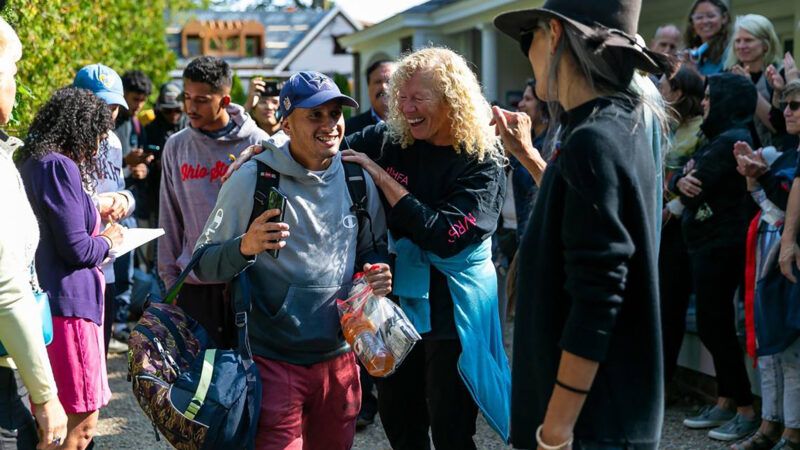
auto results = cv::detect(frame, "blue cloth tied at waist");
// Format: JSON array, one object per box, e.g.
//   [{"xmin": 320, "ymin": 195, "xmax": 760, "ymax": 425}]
[{"xmin": 393, "ymin": 237, "xmax": 510, "ymax": 442}]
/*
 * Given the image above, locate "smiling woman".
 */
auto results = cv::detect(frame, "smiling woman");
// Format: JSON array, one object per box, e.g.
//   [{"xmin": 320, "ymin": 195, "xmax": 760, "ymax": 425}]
[
  {"xmin": 342, "ymin": 47, "xmax": 510, "ymax": 448},
  {"xmin": 384, "ymin": 48, "xmax": 497, "ymax": 161},
  {"xmin": 722, "ymin": 14, "xmax": 788, "ymax": 148},
  {"xmin": 683, "ymin": 0, "xmax": 731, "ymax": 75}
]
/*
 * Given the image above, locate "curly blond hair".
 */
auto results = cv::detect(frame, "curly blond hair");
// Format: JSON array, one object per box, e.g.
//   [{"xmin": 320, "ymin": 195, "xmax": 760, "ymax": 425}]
[{"xmin": 385, "ymin": 47, "xmax": 499, "ymax": 161}]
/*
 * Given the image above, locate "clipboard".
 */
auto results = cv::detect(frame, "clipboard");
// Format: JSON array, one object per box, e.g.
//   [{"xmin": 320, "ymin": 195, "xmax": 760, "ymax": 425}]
[{"xmin": 109, "ymin": 228, "xmax": 165, "ymax": 259}]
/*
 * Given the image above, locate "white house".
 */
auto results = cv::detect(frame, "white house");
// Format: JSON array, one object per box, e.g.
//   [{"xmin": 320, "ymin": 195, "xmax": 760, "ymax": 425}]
[
  {"xmin": 339, "ymin": 0, "xmax": 799, "ymax": 113},
  {"xmin": 339, "ymin": 0, "xmax": 534, "ymax": 109},
  {"xmin": 166, "ymin": 5, "xmax": 362, "ymax": 83}
]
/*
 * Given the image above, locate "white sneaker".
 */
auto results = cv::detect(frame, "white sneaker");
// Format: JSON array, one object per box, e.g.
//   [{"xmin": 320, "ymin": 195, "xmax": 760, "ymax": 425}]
[{"xmin": 107, "ymin": 337, "xmax": 129, "ymax": 354}]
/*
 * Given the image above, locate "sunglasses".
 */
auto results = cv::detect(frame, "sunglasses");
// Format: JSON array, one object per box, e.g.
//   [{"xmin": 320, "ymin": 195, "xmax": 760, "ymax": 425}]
[
  {"xmin": 787, "ymin": 101, "xmax": 800, "ymax": 112},
  {"xmin": 518, "ymin": 20, "xmax": 543, "ymax": 55}
]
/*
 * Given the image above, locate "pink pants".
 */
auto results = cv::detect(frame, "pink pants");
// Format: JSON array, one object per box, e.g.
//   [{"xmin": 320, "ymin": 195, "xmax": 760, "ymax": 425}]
[{"xmin": 254, "ymin": 352, "xmax": 361, "ymax": 450}]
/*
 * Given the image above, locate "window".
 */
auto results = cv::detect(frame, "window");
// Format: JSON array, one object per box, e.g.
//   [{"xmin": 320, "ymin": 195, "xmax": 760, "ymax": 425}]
[
  {"xmin": 224, "ymin": 37, "xmax": 239, "ymax": 52},
  {"xmin": 246, "ymin": 36, "xmax": 262, "ymax": 57},
  {"xmin": 186, "ymin": 35, "xmax": 201, "ymax": 57},
  {"xmin": 400, "ymin": 36, "xmax": 412, "ymax": 53}
]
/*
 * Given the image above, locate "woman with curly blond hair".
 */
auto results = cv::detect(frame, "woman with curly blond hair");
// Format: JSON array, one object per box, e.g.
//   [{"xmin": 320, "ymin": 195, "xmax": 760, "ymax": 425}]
[{"xmin": 341, "ymin": 47, "xmax": 509, "ymax": 449}]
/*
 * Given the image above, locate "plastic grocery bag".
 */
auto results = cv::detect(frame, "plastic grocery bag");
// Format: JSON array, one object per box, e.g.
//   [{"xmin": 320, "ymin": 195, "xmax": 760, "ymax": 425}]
[{"xmin": 337, "ymin": 274, "xmax": 421, "ymax": 377}]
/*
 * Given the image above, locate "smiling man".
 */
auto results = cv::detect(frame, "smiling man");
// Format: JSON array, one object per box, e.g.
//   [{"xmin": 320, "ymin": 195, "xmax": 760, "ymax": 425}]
[
  {"xmin": 192, "ymin": 70, "xmax": 390, "ymax": 450},
  {"xmin": 346, "ymin": 60, "xmax": 395, "ymax": 135},
  {"xmin": 158, "ymin": 56, "xmax": 269, "ymax": 348}
]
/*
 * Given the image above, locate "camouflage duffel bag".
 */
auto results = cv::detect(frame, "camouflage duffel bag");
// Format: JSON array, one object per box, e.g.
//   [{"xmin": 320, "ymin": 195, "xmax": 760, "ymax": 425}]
[{"xmin": 128, "ymin": 246, "xmax": 262, "ymax": 450}]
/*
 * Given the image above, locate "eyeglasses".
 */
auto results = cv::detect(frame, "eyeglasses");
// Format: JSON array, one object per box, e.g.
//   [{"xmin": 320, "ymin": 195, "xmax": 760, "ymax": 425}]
[{"xmin": 691, "ymin": 12, "xmax": 720, "ymax": 22}]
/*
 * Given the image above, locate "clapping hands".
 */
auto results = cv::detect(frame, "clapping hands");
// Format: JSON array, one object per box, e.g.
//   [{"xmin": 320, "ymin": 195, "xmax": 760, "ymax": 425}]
[{"xmin": 733, "ymin": 141, "xmax": 767, "ymax": 179}]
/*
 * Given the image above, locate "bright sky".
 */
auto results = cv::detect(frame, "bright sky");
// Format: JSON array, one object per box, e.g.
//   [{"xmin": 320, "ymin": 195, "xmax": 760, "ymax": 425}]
[{"xmin": 335, "ymin": 0, "xmax": 429, "ymax": 25}]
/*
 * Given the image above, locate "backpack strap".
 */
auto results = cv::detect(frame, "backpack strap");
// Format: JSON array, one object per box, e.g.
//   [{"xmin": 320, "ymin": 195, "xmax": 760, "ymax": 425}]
[
  {"xmin": 163, "ymin": 244, "xmax": 216, "ymax": 305},
  {"xmin": 342, "ymin": 161, "xmax": 377, "ymax": 253},
  {"xmin": 249, "ymin": 160, "xmax": 280, "ymax": 226}
]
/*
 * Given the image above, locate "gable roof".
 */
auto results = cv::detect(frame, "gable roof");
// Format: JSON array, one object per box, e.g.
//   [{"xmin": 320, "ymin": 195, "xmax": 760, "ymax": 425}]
[{"xmin": 169, "ymin": 6, "xmax": 361, "ymax": 69}]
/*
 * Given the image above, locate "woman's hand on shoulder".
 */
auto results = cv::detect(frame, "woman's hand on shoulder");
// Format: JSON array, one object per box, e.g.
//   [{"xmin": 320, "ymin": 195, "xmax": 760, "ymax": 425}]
[
  {"xmin": 222, "ymin": 144, "xmax": 263, "ymax": 183},
  {"xmin": 341, "ymin": 149, "xmax": 382, "ymax": 181}
]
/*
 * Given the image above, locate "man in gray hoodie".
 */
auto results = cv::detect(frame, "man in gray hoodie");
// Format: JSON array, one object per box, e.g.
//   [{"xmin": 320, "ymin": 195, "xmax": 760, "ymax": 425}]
[
  {"xmin": 193, "ymin": 71, "xmax": 390, "ymax": 450},
  {"xmin": 158, "ymin": 56, "xmax": 270, "ymax": 347}
]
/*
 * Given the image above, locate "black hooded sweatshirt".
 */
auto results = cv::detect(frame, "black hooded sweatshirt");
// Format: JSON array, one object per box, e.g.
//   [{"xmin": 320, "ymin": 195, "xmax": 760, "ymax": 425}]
[
  {"xmin": 671, "ymin": 73, "xmax": 757, "ymax": 252},
  {"xmin": 511, "ymin": 97, "xmax": 661, "ymax": 449}
]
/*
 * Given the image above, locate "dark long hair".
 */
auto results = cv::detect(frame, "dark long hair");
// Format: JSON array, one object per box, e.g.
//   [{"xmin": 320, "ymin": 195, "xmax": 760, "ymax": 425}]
[
  {"xmin": 668, "ymin": 66, "xmax": 705, "ymax": 123},
  {"xmin": 21, "ymin": 86, "xmax": 112, "ymax": 190},
  {"xmin": 535, "ymin": 21, "xmax": 672, "ymax": 158},
  {"xmin": 683, "ymin": 0, "xmax": 731, "ymax": 65}
]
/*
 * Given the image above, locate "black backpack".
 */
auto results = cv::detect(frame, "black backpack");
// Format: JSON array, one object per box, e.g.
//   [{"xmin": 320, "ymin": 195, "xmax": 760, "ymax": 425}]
[{"xmin": 249, "ymin": 159, "xmax": 378, "ymax": 251}]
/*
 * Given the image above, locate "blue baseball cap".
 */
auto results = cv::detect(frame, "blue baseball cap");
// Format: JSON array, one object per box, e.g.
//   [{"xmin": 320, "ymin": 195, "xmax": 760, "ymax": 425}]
[
  {"xmin": 278, "ymin": 71, "xmax": 358, "ymax": 119},
  {"xmin": 73, "ymin": 64, "xmax": 129, "ymax": 110}
]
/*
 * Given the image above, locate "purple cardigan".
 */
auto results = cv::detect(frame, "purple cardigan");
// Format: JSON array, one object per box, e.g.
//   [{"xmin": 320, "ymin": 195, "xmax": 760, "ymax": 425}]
[{"xmin": 20, "ymin": 152, "xmax": 109, "ymax": 325}]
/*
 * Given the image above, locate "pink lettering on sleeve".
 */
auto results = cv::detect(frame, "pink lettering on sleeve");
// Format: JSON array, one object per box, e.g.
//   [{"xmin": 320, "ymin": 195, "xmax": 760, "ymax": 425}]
[{"xmin": 446, "ymin": 213, "xmax": 477, "ymax": 244}]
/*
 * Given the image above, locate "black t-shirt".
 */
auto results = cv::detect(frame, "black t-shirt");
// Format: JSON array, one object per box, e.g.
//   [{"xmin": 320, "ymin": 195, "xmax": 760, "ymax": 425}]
[
  {"xmin": 346, "ymin": 124, "xmax": 504, "ymax": 339},
  {"xmin": 512, "ymin": 97, "xmax": 662, "ymax": 448}
]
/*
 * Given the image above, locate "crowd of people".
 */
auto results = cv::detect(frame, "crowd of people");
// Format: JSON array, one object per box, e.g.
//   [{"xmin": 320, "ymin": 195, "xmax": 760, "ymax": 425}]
[{"xmin": 1, "ymin": 0, "xmax": 800, "ymax": 449}]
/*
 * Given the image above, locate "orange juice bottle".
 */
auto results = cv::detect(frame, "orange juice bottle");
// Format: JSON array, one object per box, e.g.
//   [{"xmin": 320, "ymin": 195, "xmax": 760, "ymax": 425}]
[{"xmin": 341, "ymin": 311, "xmax": 395, "ymax": 377}]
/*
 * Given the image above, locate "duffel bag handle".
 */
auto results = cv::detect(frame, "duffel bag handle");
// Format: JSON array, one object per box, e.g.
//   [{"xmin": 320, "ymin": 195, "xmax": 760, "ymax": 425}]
[
  {"xmin": 163, "ymin": 244, "xmax": 217, "ymax": 305},
  {"xmin": 161, "ymin": 243, "xmax": 256, "ymax": 366}
]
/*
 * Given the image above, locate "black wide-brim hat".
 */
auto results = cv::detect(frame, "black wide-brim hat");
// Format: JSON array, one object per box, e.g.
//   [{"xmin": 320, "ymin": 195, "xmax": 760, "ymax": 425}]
[{"xmin": 494, "ymin": 0, "xmax": 672, "ymax": 75}]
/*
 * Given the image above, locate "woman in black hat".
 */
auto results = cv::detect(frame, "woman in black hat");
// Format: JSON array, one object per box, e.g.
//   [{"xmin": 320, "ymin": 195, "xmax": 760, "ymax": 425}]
[{"xmin": 494, "ymin": 1, "xmax": 674, "ymax": 449}]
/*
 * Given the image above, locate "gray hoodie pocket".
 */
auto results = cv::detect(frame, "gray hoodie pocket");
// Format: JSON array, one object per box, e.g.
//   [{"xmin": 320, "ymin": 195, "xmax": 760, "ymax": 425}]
[{"xmin": 271, "ymin": 284, "xmax": 348, "ymax": 352}]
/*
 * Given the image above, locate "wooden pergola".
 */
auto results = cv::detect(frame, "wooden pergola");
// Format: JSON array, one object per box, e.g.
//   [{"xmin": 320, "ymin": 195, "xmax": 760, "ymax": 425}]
[{"xmin": 181, "ymin": 19, "xmax": 265, "ymax": 58}]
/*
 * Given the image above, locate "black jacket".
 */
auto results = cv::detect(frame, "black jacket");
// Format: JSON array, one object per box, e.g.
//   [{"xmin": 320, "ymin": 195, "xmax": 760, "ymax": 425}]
[
  {"xmin": 346, "ymin": 123, "xmax": 505, "ymax": 339},
  {"xmin": 345, "ymin": 109, "xmax": 379, "ymax": 135},
  {"xmin": 130, "ymin": 113, "xmax": 187, "ymax": 220},
  {"xmin": 512, "ymin": 98, "xmax": 662, "ymax": 449},
  {"xmin": 673, "ymin": 73, "xmax": 757, "ymax": 252}
]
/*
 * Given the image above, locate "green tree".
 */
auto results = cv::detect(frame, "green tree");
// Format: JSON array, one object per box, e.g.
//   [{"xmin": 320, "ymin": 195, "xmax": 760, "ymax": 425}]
[
  {"xmin": 332, "ymin": 72, "xmax": 352, "ymax": 119},
  {"xmin": 230, "ymin": 72, "xmax": 247, "ymax": 106},
  {"xmin": 1, "ymin": 0, "xmax": 195, "ymax": 136}
]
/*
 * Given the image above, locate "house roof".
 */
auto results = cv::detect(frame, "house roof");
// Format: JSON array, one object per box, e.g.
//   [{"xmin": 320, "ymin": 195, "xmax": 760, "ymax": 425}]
[
  {"xmin": 168, "ymin": 6, "xmax": 360, "ymax": 70},
  {"xmin": 402, "ymin": 0, "xmax": 461, "ymax": 15},
  {"xmin": 339, "ymin": 0, "xmax": 521, "ymax": 50}
]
